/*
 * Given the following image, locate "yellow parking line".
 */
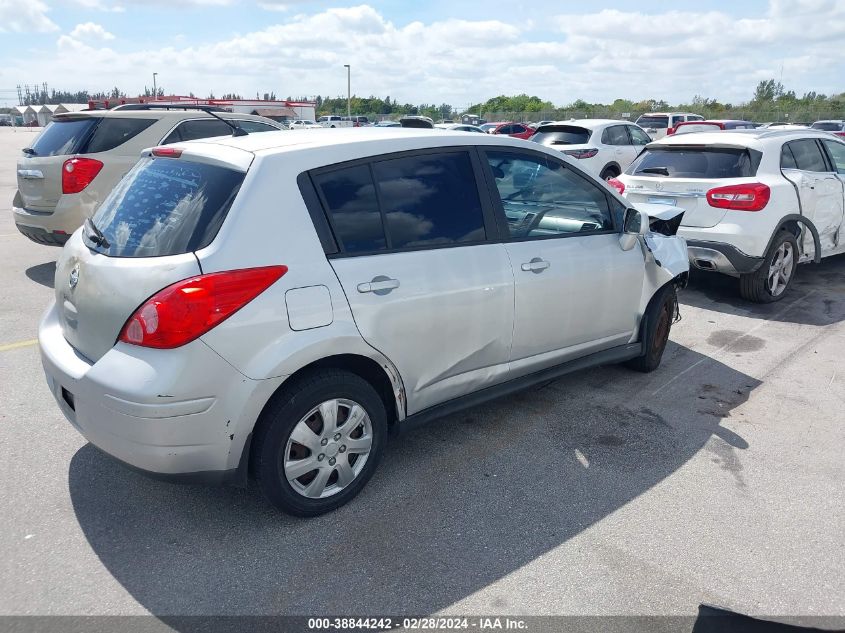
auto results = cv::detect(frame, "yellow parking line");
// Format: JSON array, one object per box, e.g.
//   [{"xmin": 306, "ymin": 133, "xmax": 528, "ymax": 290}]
[{"xmin": 0, "ymin": 339, "xmax": 38, "ymax": 352}]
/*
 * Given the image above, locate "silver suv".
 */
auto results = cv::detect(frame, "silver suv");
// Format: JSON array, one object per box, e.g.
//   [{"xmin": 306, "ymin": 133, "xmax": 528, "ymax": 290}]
[
  {"xmin": 13, "ymin": 107, "xmax": 284, "ymax": 245},
  {"xmin": 39, "ymin": 128, "xmax": 689, "ymax": 516}
]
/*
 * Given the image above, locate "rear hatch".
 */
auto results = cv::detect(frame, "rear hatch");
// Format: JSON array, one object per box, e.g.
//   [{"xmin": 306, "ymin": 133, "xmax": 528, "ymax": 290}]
[
  {"xmin": 635, "ymin": 115, "xmax": 669, "ymax": 140},
  {"xmin": 621, "ymin": 145, "xmax": 762, "ymax": 228},
  {"xmin": 55, "ymin": 149, "xmax": 250, "ymax": 361},
  {"xmin": 530, "ymin": 125, "xmax": 592, "ymax": 149},
  {"xmin": 17, "ymin": 117, "xmax": 99, "ymax": 211}
]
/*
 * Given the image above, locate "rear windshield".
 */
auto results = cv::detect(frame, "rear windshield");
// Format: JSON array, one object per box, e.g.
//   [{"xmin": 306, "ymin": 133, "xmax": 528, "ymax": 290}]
[
  {"xmin": 530, "ymin": 126, "xmax": 591, "ymax": 146},
  {"xmin": 636, "ymin": 116, "xmax": 669, "ymax": 129},
  {"xmin": 29, "ymin": 119, "xmax": 98, "ymax": 156},
  {"xmin": 88, "ymin": 157, "xmax": 245, "ymax": 257},
  {"xmin": 627, "ymin": 148, "xmax": 760, "ymax": 178},
  {"xmin": 675, "ymin": 123, "xmax": 721, "ymax": 135},
  {"xmin": 811, "ymin": 122, "xmax": 842, "ymax": 131}
]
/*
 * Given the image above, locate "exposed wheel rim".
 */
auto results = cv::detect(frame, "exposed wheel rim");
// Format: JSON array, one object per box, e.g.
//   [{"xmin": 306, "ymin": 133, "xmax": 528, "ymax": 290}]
[
  {"xmin": 282, "ymin": 398, "xmax": 373, "ymax": 499},
  {"xmin": 767, "ymin": 241, "xmax": 794, "ymax": 297}
]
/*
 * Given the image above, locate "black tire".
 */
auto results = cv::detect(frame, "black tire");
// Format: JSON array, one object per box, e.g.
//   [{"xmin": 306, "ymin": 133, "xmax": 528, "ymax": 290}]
[
  {"xmin": 600, "ymin": 166, "xmax": 620, "ymax": 181},
  {"xmin": 626, "ymin": 284, "xmax": 676, "ymax": 373},
  {"xmin": 739, "ymin": 230, "xmax": 798, "ymax": 303},
  {"xmin": 252, "ymin": 369, "xmax": 388, "ymax": 517}
]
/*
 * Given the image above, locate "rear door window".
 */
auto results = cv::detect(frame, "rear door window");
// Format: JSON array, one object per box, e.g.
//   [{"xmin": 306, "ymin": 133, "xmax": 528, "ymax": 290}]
[
  {"xmin": 29, "ymin": 118, "xmax": 98, "ymax": 156},
  {"xmin": 781, "ymin": 144, "xmax": 799, "ymax": 169},
  {"xmin": 628, "ymin": 148, "xmax": 759, "ymax": 178},
  {"xmin": 313, "ymin": 165, "xmax": 386, "ymax": 254},
  {"xmin": 531, "ymin": 126, "xmax": 591, "ymax": 146},
  {"xmin": 373, "ymin": 152, "xmax": 486, "ymax": 248},
  {"xmin": 84, "ymin": 118, "xmax": 156, "ymax": 153},
  {"xmin": 602, "ymin": 125, "xmax": 630, "ymax": 145},
  {"xmin": 88, "ymin": 157, "xmax": 245, "ymax": 257},
  {"xmin": 161, "ymin": 119, "xmax": 234, "ymax": 144},
  {"xmin": 786, "ymin": 139, "xmax": 830, "ymax": 172}
]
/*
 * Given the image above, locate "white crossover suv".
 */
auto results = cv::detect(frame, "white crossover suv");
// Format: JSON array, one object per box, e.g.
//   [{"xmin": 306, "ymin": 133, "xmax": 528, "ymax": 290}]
[
  {"xmin": 613, "ymin": 129, "xmax": 845, "ymax": 302},
  {"xmin": 530, "ymin": 119, "xmax": 652, "ymax": 180},
  {"xmin": 39, "ymin": 128, "xmax": 688, "ymax": 516}
]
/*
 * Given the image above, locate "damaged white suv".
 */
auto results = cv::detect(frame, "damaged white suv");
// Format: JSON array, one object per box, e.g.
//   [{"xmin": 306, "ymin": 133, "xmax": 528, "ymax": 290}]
[{"xmin": 39, "ymin": 128, "xmax": 688, "ymax": 516}]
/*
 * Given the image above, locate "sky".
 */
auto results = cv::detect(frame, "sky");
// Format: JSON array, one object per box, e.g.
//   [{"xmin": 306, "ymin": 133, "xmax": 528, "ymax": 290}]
[{"xmin": 0, "ymin": 0, "xmax": 843, "ymax": 109}]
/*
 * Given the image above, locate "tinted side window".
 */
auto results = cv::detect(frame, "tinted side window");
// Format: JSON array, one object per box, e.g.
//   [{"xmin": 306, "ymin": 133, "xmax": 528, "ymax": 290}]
[
  {"xmin": 373, "ymin": 152, "xmax": 485, "ymax": 248},
  {"xmin": 603, "ymin": 125, "xmax": 630, "ymax": 145},
  {"xmin": 163, "ymin": 119, "xmax": 234, "ymax": 144},
  {"xmin": 486, "ymin": 151, "xmax": 613, "ymax": 238},
  {"xmin": 235, "ymin": 120, "xmax": 278, "ymax": 133},
  {"xmin": 313, "ymin": 165, "xmax": 385, "ymax": 254},
  {"xmin": 498, "ymin": 125, "xmax": 513, "ymax": 135},
  {"xmin": 821, "ymin": 140, "xmax": 845, "ymax": 175},
  {"xmin": 781, "ymin": 144, "xmax": 798, "ymax": 169},
  {"xmin": 788, "ymin": 140, "xmax": 829, "ymax": 172},
  {"xmin": 84, "ymin": 118, "xmax": 156, "ymax": 153}
]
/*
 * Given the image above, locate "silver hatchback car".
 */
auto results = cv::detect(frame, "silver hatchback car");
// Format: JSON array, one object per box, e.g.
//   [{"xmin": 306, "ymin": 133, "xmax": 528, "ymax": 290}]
[{"xmin": 40, "ymin": 128, "xmax": 689, "ymax": 516}]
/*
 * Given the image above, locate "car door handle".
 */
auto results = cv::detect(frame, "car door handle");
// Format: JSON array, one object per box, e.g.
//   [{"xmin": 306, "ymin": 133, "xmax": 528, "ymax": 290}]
[
  {"xmin": 357, "ymin": 277, "xmax": 400, "ymax": 294},
  {"xmin": 521, "ymin": 259, "xmax": 550, "ymax": 273}
]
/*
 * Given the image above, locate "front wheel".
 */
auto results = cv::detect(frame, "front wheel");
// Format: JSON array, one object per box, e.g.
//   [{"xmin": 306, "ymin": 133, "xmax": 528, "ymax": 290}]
[
  {"xmin": 626, "ymin": 284, "xmax": 676, "ymax": 373},
  {"xmin": 253, "ymin": 370, "xmax": 388, "ymax": 516},
  {"xmin": 739, "ymin": 230, "xmax": 798, "ymax": 303}
]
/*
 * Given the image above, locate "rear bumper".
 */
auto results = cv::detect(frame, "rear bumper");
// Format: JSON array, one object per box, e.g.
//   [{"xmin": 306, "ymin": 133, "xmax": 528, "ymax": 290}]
[
  {"xmin": 685, "ymin": 240, "xmax": 763, "ymax": 275},
  {"xmin": 38, "ymin": 301, "xmax": 285, "ymax": 483},
  {"xmin": 13, "ymin": 189, "xmax": 91, "ymax": 245}
]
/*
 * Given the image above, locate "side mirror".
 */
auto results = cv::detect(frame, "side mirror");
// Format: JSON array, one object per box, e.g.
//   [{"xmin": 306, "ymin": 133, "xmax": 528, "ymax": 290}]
[{"xmin": 619, "ymin": 208, "xmax": 649, "ymax": 251}]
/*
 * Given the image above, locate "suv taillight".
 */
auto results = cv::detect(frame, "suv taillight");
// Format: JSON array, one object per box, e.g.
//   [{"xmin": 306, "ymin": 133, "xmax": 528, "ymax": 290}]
[
  {"xmin": 119, "ymin": 266, "xmax": 287, "ymax": 349},
  {"xmin": 666, "ymin": 127, "xmax": 676, "ymax": 136},
  {"xmin": 706, "ymin": 183, "xmax": 770, "ymax": 211},
  {"xmin": 562, "ymin": 148, "xmax": 599, "ymax": 159},
  {"xmin": 62, "ymin": 157, "xmax": 103, "ymax": 194}
]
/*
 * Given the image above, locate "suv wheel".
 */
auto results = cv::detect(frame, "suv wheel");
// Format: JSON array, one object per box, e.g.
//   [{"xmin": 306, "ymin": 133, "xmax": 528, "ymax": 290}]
[
  {"xmin": 626, "ymin": 284, "xmax": 676, "ymax": 373},
  {"xmin": 253, "ymin": 370, "xmax": 388, "ymax": 516},
  {"xmin": 739, "ymin": 230, "xmax": 798, "ymax": 303}
]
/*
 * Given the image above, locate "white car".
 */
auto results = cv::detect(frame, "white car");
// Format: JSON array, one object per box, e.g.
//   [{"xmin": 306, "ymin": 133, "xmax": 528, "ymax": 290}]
[
  {"xmin": 810, "ymin": 120, "xmax": 845, "ymax": 138},
  {"xmin": 434, "ymin": 123, "xmax": 486, "ymax": 133},
  {"xmin": 289, "ymin": 119, "xmax": 321, "ymax": 129},
  {"xmin": 39, "ymin": 128, "xmax": 688, "ymax": 516},
  {"xmin": 635, "ymin": 112, "xmax": 705, "ymax": 140},
  {"xmin": 317, "ymin": 115, "xmax": 353, "ymax": 128},
  {"xmin": 612, "ymin": 128, "xmax": 845, "ymax": 302},
  {"xmin": 530, "ymin": 119, "xmax": 652, "ymax": 180}
]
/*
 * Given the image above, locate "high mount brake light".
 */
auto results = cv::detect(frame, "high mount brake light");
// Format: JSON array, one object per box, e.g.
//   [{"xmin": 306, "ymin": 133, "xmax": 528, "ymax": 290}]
[
  {"xmin": 706, "ymin": 183, "xmax": 770, "ymax": 211},
  {"xmin": 119, "ymin": 266, "xmax": 288, "ymax": 349}
]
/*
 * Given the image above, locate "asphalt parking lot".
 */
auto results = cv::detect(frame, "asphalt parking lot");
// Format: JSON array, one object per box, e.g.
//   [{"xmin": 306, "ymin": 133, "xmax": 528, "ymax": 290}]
[{"xmin": 0, "ymin": 127, "xmax": 843, "ymax": 628}]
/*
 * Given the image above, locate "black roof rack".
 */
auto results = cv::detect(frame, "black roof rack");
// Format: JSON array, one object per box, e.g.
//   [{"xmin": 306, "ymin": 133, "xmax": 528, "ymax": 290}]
[{"xmin": 111, "ymin": 104, "xmax": 247, "ymax": 137}]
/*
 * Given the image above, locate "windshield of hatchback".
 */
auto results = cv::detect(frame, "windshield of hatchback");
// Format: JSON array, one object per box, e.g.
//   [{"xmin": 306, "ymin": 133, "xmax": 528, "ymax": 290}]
[
  {"xmin": 530, "ymin": 126, "xmax": 591, "ymax": 146},
  {"xmin": 28, "ymin": 118, "xmax": 98, "ymax": 156},
  {"xmin": 811, "ymin": 122, "xmax": 842, "ymax": 131},
  {"xmin": 627, "ymin": 147, "xmax": 759, "ymax": 178},
  {"xmin": 88, "ymin": 156, "xmax": 245, "ymax": 257},
  {"xmin": 636, "ymin": 116, "xmax": 669, "ymax": 129}
]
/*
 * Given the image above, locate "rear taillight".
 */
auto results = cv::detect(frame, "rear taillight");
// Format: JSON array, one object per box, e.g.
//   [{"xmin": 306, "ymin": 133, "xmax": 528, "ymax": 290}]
[
  {"xmin": 607, "ymin": 178, "xmax": 626, "ymax": 194},
  {"xmin": 706, "ymin": 183, "xmax": 770, "ymax": 211},
  {"xmin": 667, "ymin": 127, "xmax": 676, "ymax": 135},
  {"xmin": 562, "ymin": 148, "xmax": 599, "ymax": 159},
  {"xmin": 118, "ymin": 266, "xmax": 287, "ymax": 349},
  {"xmin": 834, "ymin": 131, "xmax": 845, "ymax": 138},
  {"xmin": 62, "ymin": 157, "xmax": 103, "ymax": 194}
]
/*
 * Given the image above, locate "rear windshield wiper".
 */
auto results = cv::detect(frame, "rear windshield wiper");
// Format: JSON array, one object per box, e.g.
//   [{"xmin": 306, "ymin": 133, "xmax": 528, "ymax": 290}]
[
  {"xmin": 22, "ymin": 147, "xmax": 36, "ymax": 156},
  {"xmin": 84, "ymin": 217, "xmax": 110, "ymax": 248},
  {"xmin": 639, "ymin": 167, "xmax": 670, "ymax": 176}
]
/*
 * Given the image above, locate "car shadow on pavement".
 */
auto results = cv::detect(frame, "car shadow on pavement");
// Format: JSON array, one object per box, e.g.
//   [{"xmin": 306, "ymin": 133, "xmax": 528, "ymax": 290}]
[
  {"xmin": 25, "ymin": 261, "xmax": 56, "ymax": 289},
  {"xmin": 680, "ymin": 252, "xmax": 845, "ymax": 326},
  {"xmin": 68, "ymin": 343, "xmax": 760, "ymax": 619}
]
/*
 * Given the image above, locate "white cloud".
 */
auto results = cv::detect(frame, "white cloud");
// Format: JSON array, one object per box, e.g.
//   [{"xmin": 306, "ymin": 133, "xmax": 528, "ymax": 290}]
[
  {"xmin": 69, "ymin": 0, "xmax": 126, "ymax": 12},
  {"xmin": 0, "ymin": 0, "xmax": 59, "ymax": 33},
  {"xmin": 69, "ymin": 22, "xmax": 116, "ymax": 41},
  {"xmin": 2, "ymin": 2, "xmax": 843, "ymax": 107}
]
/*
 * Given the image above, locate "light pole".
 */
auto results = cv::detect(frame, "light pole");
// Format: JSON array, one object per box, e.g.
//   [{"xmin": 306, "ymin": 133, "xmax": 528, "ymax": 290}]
[
  {"xmin": 343, "ymin": 64, "xmax": 351, "ymax": 117},
  {"xmin": 152, "ymin": 72, "xmax": 158, "ymax": 99}
]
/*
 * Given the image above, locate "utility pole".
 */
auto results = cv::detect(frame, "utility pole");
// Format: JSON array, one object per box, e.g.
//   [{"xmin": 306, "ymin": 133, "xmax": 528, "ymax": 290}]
[
  {"xmin": 343, "ymin": 64, "xmax": 351, "ymax": 117},
  {"xmin": 152, "ymin": 72, "xmax": 158, "ymax": 98}
]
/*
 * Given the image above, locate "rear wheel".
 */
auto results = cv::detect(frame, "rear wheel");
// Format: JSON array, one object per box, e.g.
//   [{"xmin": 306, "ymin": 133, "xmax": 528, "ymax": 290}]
[
  {"xmin": 739, "ymin": 230, "xmax": 798, "ymax": 303},
  {"xmin": 626, "ymin": 284, "xmax": 676, "ymax": 373},
  {"xmin": 253, "ymin": 370, "xmax": 387, "ymax": 516}
]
